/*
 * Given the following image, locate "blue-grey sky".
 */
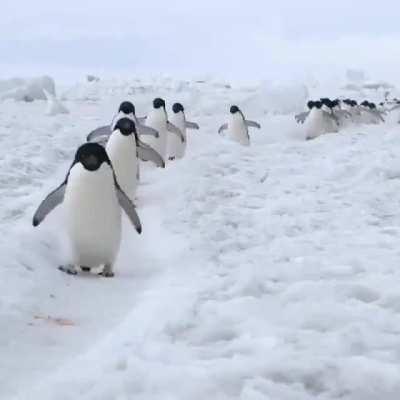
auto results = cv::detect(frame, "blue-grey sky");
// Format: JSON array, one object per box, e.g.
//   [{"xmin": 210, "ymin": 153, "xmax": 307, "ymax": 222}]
[{"xmin": 1, "ymin": 0, "xmax": 400, "ymax": 82}]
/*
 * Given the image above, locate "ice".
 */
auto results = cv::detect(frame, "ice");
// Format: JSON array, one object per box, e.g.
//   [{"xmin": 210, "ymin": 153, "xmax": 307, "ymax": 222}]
[{"xmin": 0, "ymin": 77, "xmax": 400, "ymax": 400}]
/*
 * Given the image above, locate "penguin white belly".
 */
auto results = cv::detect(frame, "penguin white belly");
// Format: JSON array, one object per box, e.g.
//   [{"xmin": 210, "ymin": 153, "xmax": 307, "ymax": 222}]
[
  {"xmin": 341, "ymin": 105, "xmax": 354, "ymax": 126},
  {"xmin": 142, "ymin": 110, "xmax": 167, "ymax": 161},
  {"xmin": 106, "ymin": 133, "xmax": 138, "ymax": 201},
  {"xmin": 64, "ymin": 165, "xmax": 121, "ymax": 267},
  {"xmin": 168, "ymin": 113, "xmax": 187, "ymax": 158},
  {"xmin": 305, "ymin": 109, "xmax": 326, "ymax": 139},
  {"xmin": 229, "ymin": 117, "xmax": 249, "ymax": 146},
  {"xmin": 325, "ymin": 116, "xmax": 338, "ymax": 133}
]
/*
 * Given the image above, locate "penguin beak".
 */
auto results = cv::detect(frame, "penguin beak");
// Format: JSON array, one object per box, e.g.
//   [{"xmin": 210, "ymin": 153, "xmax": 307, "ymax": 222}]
[{"xmin": 83, "ymin": 155, "xmax": 100, "ymax": 170}]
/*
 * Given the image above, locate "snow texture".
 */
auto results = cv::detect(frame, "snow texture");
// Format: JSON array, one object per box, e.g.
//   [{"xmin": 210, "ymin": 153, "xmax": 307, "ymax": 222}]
[
  {"xmin": 1, "ymin": 78, "xmax": 400, "ymax": 400},
  {"xmin": 0, "ymin": 76, "xmax": 56, "ymax": 102}
]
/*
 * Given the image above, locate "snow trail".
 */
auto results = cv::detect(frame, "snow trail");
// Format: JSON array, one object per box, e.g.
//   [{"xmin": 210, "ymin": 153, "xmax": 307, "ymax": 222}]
[{"xmin": 1, "ymin": 80, "xmax": 400, "ymax": 399}]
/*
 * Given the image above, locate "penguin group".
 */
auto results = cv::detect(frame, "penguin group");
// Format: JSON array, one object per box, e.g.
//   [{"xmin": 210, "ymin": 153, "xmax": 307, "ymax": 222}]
[
  {"xmin": 32, "ymin": 100, "xmax": 258, "ymax": 277},
  {"xmin": 295, "ymin": 97, "xmax": 386, "ymax": 140}
]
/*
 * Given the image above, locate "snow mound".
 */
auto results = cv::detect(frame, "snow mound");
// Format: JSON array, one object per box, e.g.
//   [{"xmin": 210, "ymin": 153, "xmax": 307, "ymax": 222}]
[
  {"xmin": 0, "ymin": 76, "xmax": 56, "ymax": 102},
  {"xmin": 247, "ymin": 82, "xmax": 309, "ymax": 115},
  {"xmin": 44, "ymin": 89, "xmax": 69, "ymax": 116}
]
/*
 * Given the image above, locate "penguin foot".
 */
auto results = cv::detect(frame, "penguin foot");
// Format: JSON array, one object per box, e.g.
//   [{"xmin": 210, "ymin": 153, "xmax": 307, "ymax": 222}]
[
  {"xmin": 58, "ymin": 265, "xmax": 78, "ymax": 275},
  {"xmin": 168, "ymin": 156, "xmax": 176, "ymax": 161},
  {"xmin": 80, "ymin": 266, "xmax": 91, "ymax": 272},
  {"xmin": 99, "ymin": 271, "xmax": 115, "ymax": 278},
  {"xmin": 100, "ymin": 264, "xmax": 114, "ymax": 278}
]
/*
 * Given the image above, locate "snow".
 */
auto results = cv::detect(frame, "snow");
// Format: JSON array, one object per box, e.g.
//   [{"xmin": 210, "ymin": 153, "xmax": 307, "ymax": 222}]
[
  {"xmin": 0, "ymin": 76, "xmax": 56, "ymax": 102},
  {"xmin": 1, "ymin": 78, "xmax": 400, "ymax": 400},
  {"xmin": 44, "ymin": 89, "xmax": 69, "ymax": 116}
]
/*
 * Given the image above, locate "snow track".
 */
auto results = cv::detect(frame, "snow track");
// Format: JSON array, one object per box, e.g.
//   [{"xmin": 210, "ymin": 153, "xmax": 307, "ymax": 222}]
[{"xmin": 1, "ymin": 82, "xmax": 400, "ymax": 399}]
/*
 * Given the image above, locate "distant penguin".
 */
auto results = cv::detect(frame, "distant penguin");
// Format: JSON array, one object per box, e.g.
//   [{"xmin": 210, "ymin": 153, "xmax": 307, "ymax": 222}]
[
  {"xmin": 305, "ymin": 101, "xmax": 326, "ymax": 140},
  {"xmin": 360, "ymin": 101, "xmax": 383, "ymax": 124},
  {"xmin": 218, "ymin": 105, "xmax": 261, "ymax": 146},
  {"xmin": 168, "ymin": 103, "xmax": 200, "ymax": 160},
  {"xmin": 320, "ymin": 98, "xmax": 339, "ymax": 132},
  {"xmin": 32, "ymin": 142, "xmax": 142, "ymax": 277},
  {"xmin": 140, "ymin": 98, "xmax": 185, "ymax": 162},
  {"xmin": 106, "ymin": 118, "xmax": 165, "ymax": 202}
]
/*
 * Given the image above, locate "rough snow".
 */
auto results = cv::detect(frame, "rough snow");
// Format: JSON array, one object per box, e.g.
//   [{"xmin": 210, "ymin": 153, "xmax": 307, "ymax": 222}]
[
  {"xmin": 1, "ymin": 78, "xmax": 400, "ymax": 400},
  {"xmin": 0, "ymin": 76, "xmax": 56, "ymax": 102}
]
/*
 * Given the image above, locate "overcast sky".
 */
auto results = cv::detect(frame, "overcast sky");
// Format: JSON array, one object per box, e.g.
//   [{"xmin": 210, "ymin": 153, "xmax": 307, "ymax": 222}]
[{"xmin": 1, "ymin": 0, "xmax": 400, "ymax": 82}]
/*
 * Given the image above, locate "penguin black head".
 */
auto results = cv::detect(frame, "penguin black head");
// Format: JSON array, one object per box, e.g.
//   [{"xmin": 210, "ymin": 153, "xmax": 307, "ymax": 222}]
[
  {"xmin": 332, "ymin": 99, "xmax": 340, "ymax": 108},
  {"xmin": 153, "ymin": 98, "xmax": 166, "ymax": 109},
  {"xmin": 75, "ymin": 142, "xmax": 111, "ymax": 171},
  {"xmin": 115, "ymin": 117, "xmax": 136, "ymax": 136},
  {"xmin": 351, "ymin": 100, "xmax": 358, "ymax": 107},
  {"xmin": 314, "ymin": 101, "xmax": 323, "ymax": 110},
  {"xmin": 320, "ymin": 98, "xmax": 332, "ymax": 108},
  {"xmin": 369, "ymin": 102, "xmax": 377, "ymax": 110},
  {"xmin": 118, "ymin": 101, "xmax": 135, "ymax": 115},
  {"xmin": 361, "ymin": 100, "xmax": 370, "ymax": 107},
  {"xmin": 307, "ymin": 100, "xmax": 315, "ymax": 110},
  {"xmin": 172, "ymin": 102, "xmax": 184, "ymax": 113},
  {"xmin": 230, "ymin": 105, "xmax": 240, "ymax": 114}
]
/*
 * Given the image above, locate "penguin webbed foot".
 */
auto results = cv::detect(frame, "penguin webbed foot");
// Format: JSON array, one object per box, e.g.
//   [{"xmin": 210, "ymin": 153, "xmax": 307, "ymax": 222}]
[
  {"xmin": 58, "ymin": 265, "xmax": 78, "ymax": 275},
  {"xmin": 100, "ymin": 264, "xmax": 115, "ymax": 278}
]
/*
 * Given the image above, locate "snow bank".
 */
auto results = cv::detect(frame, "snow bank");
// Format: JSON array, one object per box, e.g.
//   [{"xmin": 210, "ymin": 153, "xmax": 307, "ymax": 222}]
[
  {"xmin": 44, "ymin": 89, "xmax": 69, "ymax": 116},
  {"xmin": 0, "ymin": 76, "xmax": 56, "ymax": 102},
  {"xmin": 246, "ymin": 82, "xmax": 309, "ymax": 115}
]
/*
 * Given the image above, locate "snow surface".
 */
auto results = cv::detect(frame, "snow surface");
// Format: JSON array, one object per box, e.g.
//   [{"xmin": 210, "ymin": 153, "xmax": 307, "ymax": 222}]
[
  {"xmin": 1, "ymin": 78, "xmax": 400, "ymax": 400},
  {"xmin": 0, "ymin": 76, "xmax": 56, "ymax": 102}
]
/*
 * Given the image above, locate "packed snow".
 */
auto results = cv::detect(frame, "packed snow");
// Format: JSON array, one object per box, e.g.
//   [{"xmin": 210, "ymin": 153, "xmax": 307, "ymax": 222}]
[{"xmin": 1, "ymin": 77, "xmax": 400, "ymax": 400}]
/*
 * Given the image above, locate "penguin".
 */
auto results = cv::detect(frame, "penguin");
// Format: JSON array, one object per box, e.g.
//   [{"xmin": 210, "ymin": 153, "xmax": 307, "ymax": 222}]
[
  {"xmin": 305, "ymin": 101, "xmax": 327, "ymax": 140},
  {"xmin": 218, "ymin": 105, "xmax": 261, "ymax": 146},
  {"xmin": 360, "ymin": 101, "xmax": 384, "ymax": 124},
  {"xmin": 32, "ymin": 142, "xmax": 142, "ymax": 277},
  {"xmin": 295, "ymin": 100, "xmax": 314, "ymax": 124},
  {"xmin": 320, "ymin": 98, "xmax": 340, "ymax": 132},
  {"xmin": 87, "ymin": 101, "xmax": 160, "ymax": 146},
  {"xmin": 168, "ymin": 102, "xmax": 199, "ymax": 160},
  {"xmin": 106, "ymin": 118, "xmax": 165, "ymax": 202},
  {"xmin": 139, "ymin": 98, "xmax": 185, "ymax": 162}
]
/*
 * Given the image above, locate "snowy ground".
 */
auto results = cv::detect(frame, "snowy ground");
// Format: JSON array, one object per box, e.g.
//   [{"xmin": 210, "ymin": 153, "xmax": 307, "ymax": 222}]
[{"xmin": 1, "ymin": 78, "xmax": 400, "ymax": 400}]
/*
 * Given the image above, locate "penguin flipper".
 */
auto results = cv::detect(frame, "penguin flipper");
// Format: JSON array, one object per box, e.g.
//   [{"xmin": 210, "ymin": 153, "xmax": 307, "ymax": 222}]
[
  {"xmin": 115, "ymin": 186, "xmax": 142, "ymax": 234},
  {"xmin": 137, "ymin": 124, "xmax": 159, "ymax": 138},
  {"xmin": 167, "ymin": 121, "xmax": 185, "ymax": 143},
  {"xmin": 87, "ymin": 125, "xmax": 111, "ymax": 142},
  {"xmin": 372, "ymin": 110, "xmax": 385, "ymax": 122},
  {"xmin": 245, "ymin": 120, "xmax": 261, "ymax": 129},
  {"xmin": 33, "ymin": 183, "xmax": 66, "ymax": 227},
  {"xmin": 137, "ymin": 140, "xmax": 165, "ymax": 168},
  {"xmin": 185, "ymin": 121, "xmax": 200, "ymax": 130},
  {"xmin": 295, "ymin": 112, "xmax": 309, "ymax": 124},
  {"xmin": 218, "ymin": 123, "xmax": 228, "ymax": 134}
]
